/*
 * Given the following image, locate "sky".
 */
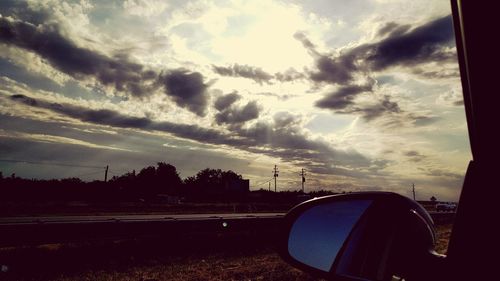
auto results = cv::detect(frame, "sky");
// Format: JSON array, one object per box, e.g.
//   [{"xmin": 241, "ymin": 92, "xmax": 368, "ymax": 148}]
[{"xmin": 0, "ymin": 0, "xmax": 470, "ymax": 201}]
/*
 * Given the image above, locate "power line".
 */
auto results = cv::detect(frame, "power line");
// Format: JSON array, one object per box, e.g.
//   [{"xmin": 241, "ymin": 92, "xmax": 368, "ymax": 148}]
[
  {"xmin": 107, "ymin": 170, "xmax": 124, "ymax": 176},
  {"xmin": 107, "ymin": 167, "xmax": 131, "ymax": 174},
  {"xmin": 72, "ymin": 170, "xmax": 106, "ymax": 178},
  {"xmin": 250, "ymin": 178, "xmax": 273, "ymax": 189},
  {"xmin": 0, "ymin": 159, "xmax": 104, "ymax": 169}
]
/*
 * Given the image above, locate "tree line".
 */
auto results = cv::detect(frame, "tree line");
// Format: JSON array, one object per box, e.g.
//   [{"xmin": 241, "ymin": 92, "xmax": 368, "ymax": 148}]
[
  {"xmin": 0, "ymin": 163, "xmax": 343, "ymax": 206},
  {"xmin": 0, "ymin": 162, "xmax": 252, "ymax": 203}
]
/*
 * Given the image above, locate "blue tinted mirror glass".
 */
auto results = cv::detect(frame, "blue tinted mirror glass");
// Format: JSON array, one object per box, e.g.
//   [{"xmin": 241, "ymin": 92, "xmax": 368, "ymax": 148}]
[{"xmin": 288, "ymin": 200, "xmax": 373, "ymax": 272}]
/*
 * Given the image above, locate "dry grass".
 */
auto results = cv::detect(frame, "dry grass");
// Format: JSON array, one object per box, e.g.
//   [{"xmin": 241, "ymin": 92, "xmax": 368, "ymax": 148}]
[
  {"xmin": 0, "ymin": 246, "xmax": 315, "ymax": 281},
  {"xmin": 49, "ymin": 250, "xmax": 316, "ymax": 281},
  {"xmin": 435, "ymin": 223, "xmax": 453, "ymax": 255}
]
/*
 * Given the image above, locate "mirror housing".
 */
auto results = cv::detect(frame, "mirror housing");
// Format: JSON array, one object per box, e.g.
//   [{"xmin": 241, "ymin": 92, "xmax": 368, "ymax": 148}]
[{"xmin": 279, "ymin": 192, "xmax": 444, "ymax": 281}]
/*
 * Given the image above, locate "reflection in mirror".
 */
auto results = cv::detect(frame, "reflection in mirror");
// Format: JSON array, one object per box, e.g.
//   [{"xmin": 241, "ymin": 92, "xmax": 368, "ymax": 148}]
[{"xmin": 288, "ymin": 200, "xmax": 373, "ymax": 272}]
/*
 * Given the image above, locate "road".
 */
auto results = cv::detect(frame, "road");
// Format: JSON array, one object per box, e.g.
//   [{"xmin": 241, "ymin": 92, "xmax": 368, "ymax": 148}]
[
  {"xmin": 0, "ymin": 213, "xmax": 285, "ymax": 225},
  {"xmin": 0, "ymin": 211, "xmax": 453, "ymax": 225},
  {"xmin": 0, "ymin": 211, "xmax": 454, "ymax": 246}
]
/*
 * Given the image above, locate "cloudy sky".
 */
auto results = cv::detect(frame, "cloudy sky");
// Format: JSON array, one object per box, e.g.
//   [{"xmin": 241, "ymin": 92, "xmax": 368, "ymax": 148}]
[{"xmin": 0, "ymin": 0, "xmax": 470, "ymax": 201}]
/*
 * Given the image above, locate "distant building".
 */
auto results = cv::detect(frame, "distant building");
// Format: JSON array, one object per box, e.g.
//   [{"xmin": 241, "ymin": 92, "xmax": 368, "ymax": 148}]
[{"xmin": 224, "ymin": 179, "xmax": 250, "ymax": 193}]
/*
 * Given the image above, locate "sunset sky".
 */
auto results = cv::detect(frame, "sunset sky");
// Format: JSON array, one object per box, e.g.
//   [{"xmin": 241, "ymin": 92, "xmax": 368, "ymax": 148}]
[{"xmin": 0, "ymin": 0, "xmax": 470, "ymax": 201}]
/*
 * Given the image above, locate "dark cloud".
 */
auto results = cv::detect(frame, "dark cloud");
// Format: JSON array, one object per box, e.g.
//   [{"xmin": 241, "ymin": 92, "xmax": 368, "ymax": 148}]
[
  {"xmin": 9, "ymin": 94, "xmax": 379, "ymax": 178},
  {"xmin": 294, "ymin": 33, "xmax": 358, "ymax": 84},
  {"xmin": 9, "ymin": 94, "xmax": 233, "ymax": 146},
  {"xmin": 303, "ymin": 15, "xmax": 455, "ymax": 121},
  {"xmin": 310, "ymin": 55, "xmax": 358, "ymax": 85},
  {"xmin": 410, "ymin": 115, "xmax": 441, "ymax": 126},
  {"xmin": 0, "ymin": 14, "xmax": 211, "ymax": 116},
  {"xmin": 213, "ymin": 64, "xmax": 305, "ymax": 84},
  {"xmin": 0, "ymin": 0, "xmax": 50, "ymax": 26},
  {"xmin": 358, "ymin": 95, "xmax": 401, "ymax": 121},
  {"xmin": 254, "ymin": 92, "xmax": 297, "ymax": 101},
  {"xmin": 412, "ymin": 68, "xmax": 460, "ymax": 80},
  {"xmin": 308, "ymin": 15, "xmax": 454, "ymax": 82},
  {"xmin": 159, "ymin": 70, "xmax": 209, "ymax": 116},
  {"xmin": 314, "ymin": 81, "xmax": 402, "ymax": 123},
  {"xmin": 0, "ymin": 113, "xmax": 134, "ymax": 149},
  {"xmin": 215, "ymin": 101, "xmax": 261, "ymax": 125},
  {"xmin": 0, "ymin": 16, "xmax": 158, "ymax": 98},
  {"xmin": 293, "ymin": 32, "xmax": 317, "ymax": 54},
  {"xmin": 274, "ymin": 68, "xmax": 306, "ymax": 82},
  {"xmin": 419, "ymin": 167, "xmax": 463, "ymax": 179},
  {"xmin": 377, "ymin": 22, "xmax": 411, "ymax": 37},
  {"xmin": 11, "ymin": 94, "xmax": 153, "ymax": 128},
  {"xmin": 361, "ymin": 15, "xmax": 455, "ymax": 70},
  {"xmin": 232, "ymin": 121, "xmax": 376, "ymax": 171},
  {"xmin": 404, "ymin": 151, "xmax": 419, "ymax": 157},
  {"xmin": 404, "ymin": 150, "xmax": 426, "ymax": 162},
  {"xmin": 315, "ymin": 78, "xmax": 375, "ymax": 110},
  {"xmin": 214, "ymin": 92, "xmax": 241, "ymax": 111},
  {"xmin": 212, "ymin": 64, "xmax": 273, "ymax": 84},
  {"xmin": 311, "ymin": 15, "xmax": 455, "ymax": 79},
  {"xmin": 273, "ymin": 112, "xmax": 300, "ymax": 128},
  {"xmin": 0, "ymin": 58, "xmax": 99, "ymax": 100},
  {"xmin": 329, "ymin": 95, "xmax": 401, "ymax": 122}
]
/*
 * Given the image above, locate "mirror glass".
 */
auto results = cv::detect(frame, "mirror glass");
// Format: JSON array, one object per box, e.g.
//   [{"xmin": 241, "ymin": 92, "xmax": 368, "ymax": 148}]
[{"xmin": 288, "ymin": 200, "xmax": 373, "ymax": 272}]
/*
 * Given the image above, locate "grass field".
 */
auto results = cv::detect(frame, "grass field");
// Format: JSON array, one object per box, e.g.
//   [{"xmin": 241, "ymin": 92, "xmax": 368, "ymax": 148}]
[{"xmin": 0, "ymin": 223, "xmax": 453, "ymax": 281}]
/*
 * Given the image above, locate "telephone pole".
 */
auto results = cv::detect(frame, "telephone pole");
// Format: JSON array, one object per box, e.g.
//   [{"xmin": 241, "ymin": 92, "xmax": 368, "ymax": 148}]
[
  {"xmin": 268, "ymin": 181, "xmax": 271, "ymax": 192},
  {"xmin": 300, "ymin": 168, "xmax": 306, "ymax": 192},
  {"xmin": 273, "ymin": 165, "xmax": 279, "ymax": 192},
  {"xmin": 104, "ymin": 165, "xmax": 109, "ymax": 182},
  {"xmin": 412, "ymin": 183, "xmax": 416, "ymax": 201}
]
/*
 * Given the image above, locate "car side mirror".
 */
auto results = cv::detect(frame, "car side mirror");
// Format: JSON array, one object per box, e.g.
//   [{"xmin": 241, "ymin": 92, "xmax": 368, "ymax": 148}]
[{"xmin": 279, "ymin": 192, "xmax": 445, "ymax": 281}]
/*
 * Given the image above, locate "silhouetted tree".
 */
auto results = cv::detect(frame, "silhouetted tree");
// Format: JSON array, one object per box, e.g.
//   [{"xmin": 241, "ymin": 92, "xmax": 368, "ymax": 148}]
[
  {"xmin": 156, "ymin": 162, "xmax": 182, "ymax": 194},
  {"xmin": 136, "ymin": 165, "xmax": 157, "ymax": 198},
  {"xmin": 1, "ymin": 163, "xmax": 254, "ymax": 205},
  {"xmin": 183, "ymin": 168, "xmax": 243, "ymax": 201}
]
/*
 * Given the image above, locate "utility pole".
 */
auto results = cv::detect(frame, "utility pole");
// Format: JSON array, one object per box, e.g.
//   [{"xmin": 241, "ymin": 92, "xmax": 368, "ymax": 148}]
[
  {"xmin": 104, "ymin": 165, "xmax": 109, "ymax": 182},
  {"xmin": 300, "ymin": 168, "xmax": 306, "ymax": 193},
  {"xmin": 412, "ymin": 183, "xmax": 416, "ymax": 201},
  {"xmin": 273, "ymin": 165, "xmax": 279, "ymax": 192},
  {"xmin": 268, "ymin": 181, "xmax": 271, "ymax": 192}
]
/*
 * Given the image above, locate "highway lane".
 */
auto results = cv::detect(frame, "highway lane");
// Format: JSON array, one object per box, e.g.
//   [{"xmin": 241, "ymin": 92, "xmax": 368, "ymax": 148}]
[
  {"xmin": 0, "ymin": 213, "xmax": 286, "ymax": 225},
  {"xmin": 0, "ymin": 211, "xmax": 454, "ymax": 246},
  {"xmin": 0, "ymin": 211, "xmax": 453, "ymax": 225}
]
